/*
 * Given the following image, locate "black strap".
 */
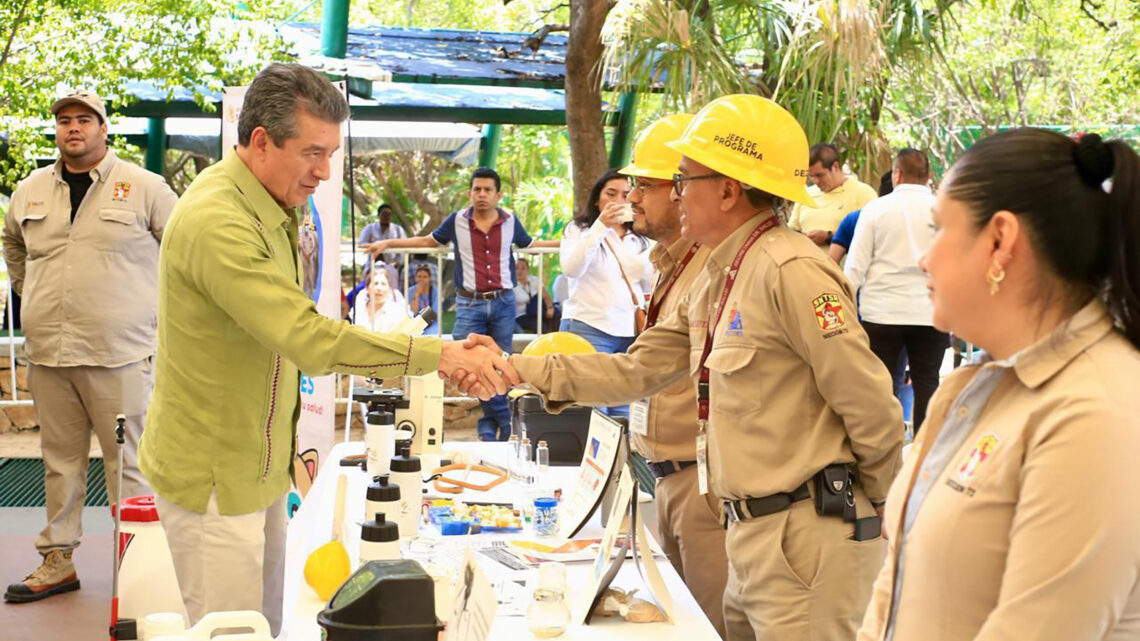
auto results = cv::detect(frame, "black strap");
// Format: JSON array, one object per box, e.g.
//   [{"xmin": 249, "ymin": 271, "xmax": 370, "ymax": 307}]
[
  {"xmin": 723, "ymin": 482, "xmax": 811, "ymax": 524},
  {"xmin": 648, "ymin": 460, "xmax": 697, "ymax": 479}
]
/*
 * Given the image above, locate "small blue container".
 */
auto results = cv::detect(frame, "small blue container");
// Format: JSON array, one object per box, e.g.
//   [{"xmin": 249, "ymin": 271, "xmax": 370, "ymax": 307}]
[{"xmin": 533, "ymin": 497, "xmax": 559, "ymax": 537}]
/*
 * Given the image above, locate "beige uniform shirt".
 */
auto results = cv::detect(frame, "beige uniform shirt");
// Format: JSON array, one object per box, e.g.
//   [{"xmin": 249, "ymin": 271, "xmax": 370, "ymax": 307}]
[
  {"xmin": 3, "ymin": 151, "xmax": 176, "ymax": 367},
  {"xmin": 788, "ymin": 177, "xmax": 878, "ymax": 233},
  {"xmin": 630, "ymin": 238, "xmax": 710, "ymax": 463},
  {"xmin": 514, "ymin": 214, "xmax": 902, "ymax": 502},
  {"xmin": 859, "ymin": 300, "xmax": 1140, "ymax": 641}
]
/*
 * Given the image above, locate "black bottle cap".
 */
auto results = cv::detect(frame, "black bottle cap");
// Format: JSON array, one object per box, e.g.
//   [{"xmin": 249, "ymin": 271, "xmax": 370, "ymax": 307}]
[
  {"xmin": 366, "ymin": 475, "xmax": 401, "ymax": 501},
  {"xmin": 366, "ymin": 410, "xmax": 395, "ymax": 426},
  {"xmin": 390, "ymin": 447, "xmax": 421, "ymax": 472},
  {"xmin": 362, "ymin": 513, "xmax": 399, "ymax": 542}
]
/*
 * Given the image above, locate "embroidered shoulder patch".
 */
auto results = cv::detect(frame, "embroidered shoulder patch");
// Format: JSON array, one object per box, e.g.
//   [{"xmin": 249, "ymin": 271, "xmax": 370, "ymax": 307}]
[
  {"xmin": 111, "ymin": 181, "xmax": 131, "ymax": 201},
  {"xmin": 812, "ymin": 293, "xmax": 846, "ymax": 331},
  {"xmin": 958, "ymin": 434, "xmax": 1000, "ymax": 481}
]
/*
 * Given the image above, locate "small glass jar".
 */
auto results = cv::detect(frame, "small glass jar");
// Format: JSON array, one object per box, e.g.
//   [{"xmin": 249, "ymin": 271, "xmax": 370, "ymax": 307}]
[
  {"xmin": 533, "ymin": 497, "xmax": 559, "ymax": 537},
  {"xmin": 526, "ymin": 586, "xmax": 570, "ymax": 638}
]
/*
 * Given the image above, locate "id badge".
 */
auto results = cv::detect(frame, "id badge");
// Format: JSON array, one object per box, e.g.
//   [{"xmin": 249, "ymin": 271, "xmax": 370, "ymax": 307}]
[
  {"xmin": 696, "ymin": 426, "xmax": 709, "ymax": 496},
  {"xmin": 630, "ymin": 399, "xmax": 651, "ymax": 436}
]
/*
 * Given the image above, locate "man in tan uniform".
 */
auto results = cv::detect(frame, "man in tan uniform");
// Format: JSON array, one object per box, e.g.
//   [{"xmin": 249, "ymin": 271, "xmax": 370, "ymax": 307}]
[
  {"xmin": 506, "ymin": 96, "xmax": 902, "ymax": 641},
  {"xmin": 622, "ymin": 113, "xmax": 727, "ymax": 637},
  {"xmin": 3, "ymin": 90, "xmax": 177, "ymax": 602},
  {"xmin": 788, "ymin": 143, "xmax": 879, "ymax": 247}
]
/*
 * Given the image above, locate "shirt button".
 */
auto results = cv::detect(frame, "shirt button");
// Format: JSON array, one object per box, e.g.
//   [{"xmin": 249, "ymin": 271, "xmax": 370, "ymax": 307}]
[{"xmin": 957, "ymin": 406, "xmax": 969, "ymax": 418}]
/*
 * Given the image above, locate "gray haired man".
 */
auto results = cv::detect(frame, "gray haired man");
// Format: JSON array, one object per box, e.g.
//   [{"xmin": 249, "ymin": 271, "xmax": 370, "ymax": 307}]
[{"xmin": 138, "ymin": 63, "xmax": 515, "ymax": 632}]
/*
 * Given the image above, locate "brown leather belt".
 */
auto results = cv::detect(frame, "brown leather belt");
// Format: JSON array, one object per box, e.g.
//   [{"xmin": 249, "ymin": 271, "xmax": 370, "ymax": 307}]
[{"xmin": 457, "ymin": 288, "xmax": 508, "ymax": 300}]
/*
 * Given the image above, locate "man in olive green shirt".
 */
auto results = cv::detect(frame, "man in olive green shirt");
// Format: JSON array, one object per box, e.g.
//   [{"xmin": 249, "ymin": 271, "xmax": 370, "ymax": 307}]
[{"xmin": 138, "ymin": 63, "xmax": 514, "ymax": 633}]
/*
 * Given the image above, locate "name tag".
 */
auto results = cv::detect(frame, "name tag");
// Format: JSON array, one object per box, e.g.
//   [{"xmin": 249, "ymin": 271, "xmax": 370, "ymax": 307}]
[{"xmin": 629, "ymin": 399, "xmax": 650, "ymax": 436}]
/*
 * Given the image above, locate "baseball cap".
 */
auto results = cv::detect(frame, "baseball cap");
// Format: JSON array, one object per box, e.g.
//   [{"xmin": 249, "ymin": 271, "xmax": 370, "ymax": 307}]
[{"xmin": 51, "ymin": 90, "xmax": 107, "ymax": 123}]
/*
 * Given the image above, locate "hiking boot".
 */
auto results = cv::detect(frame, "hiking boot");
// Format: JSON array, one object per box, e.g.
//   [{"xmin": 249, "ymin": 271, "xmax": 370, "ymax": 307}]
[{"xmin": 4, "ymin": 550, "xmax": 80, "ymax": 603}]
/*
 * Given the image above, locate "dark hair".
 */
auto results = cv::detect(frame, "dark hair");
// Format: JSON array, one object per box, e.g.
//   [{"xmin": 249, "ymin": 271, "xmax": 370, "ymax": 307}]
[
  {"xmin": 377, "ymin": 203, "xmax": 392, "ymax": 215},
  {"xmin": 944, "ymin": 128, "xmax": 1140, "ymax": 348},
  {"xmin": 879, "ymin": 170, "xmax": 894, "ymax": 197},
  {"xmin": 574, "ymin": 170, "xmax": 647, "ymax": 249},
  {"xmin": 809, "ymin": 143, "xmax": 841, "ymax": 170},
  {"xmin": 238, "ymin": 63, "xmax": 349, "ymax": 147},
  {"xmin": 894, "ymin": 148, "xmax": 930, "ymax": 181},
  {"xmin": 469, "ymin": 167, "xmax": 501, "ymax": 191}
]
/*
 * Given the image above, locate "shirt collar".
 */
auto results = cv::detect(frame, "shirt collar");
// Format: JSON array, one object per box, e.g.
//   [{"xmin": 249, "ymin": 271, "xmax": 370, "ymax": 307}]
[
  {"xmin": 1009, "ymin": 298, "xmax": 1115, "ymax": 389},
  {"xmin": 224, "ymin": 150, "xmax": 291, "ymax": 230},
  {"xmin": 650, "ymin": 237, "xmax": 697, "ymax": 272},
  {"xmin": 53, "ymin": 149, "xmax": 118, "ymax": 183},
  {"xmin": 706, "ymin": 213, "xmax": 777, "ymax": 275},
  {"xmin": 461, "ymin": 206, "xmax": 509, "ymax": 223},
  {"xmin": 890, "ymin": 183, "xmax": 932, "ymax": 195}
]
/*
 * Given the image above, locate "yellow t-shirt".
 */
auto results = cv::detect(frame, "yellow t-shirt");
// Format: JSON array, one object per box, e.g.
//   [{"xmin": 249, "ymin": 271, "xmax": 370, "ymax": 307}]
[{"xmin": 788, "ymin": 177, "xmax": 879, "ymax": 233}]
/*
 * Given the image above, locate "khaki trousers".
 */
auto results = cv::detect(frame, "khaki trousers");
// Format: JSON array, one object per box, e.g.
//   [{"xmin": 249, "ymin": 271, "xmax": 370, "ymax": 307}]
[
  {"xmin": 156, "ymin": 491, "xmax": 287, "ymax": 636},
  {"xmin": 29, "ymin": 358, "xmax": 153, "ymax": 554},
  {"xmin": 656, "ymin": 465, "xmax": 728, "ymax": 638},
  {"xmin": 722, "ymin": 493, "xmax": 884, "ymax": 641}
]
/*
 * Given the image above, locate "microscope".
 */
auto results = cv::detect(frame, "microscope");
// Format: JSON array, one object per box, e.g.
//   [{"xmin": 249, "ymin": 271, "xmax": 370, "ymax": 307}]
[{"xmin": 352, "ymin": 307, "xmax": 444, "ymax": 457}]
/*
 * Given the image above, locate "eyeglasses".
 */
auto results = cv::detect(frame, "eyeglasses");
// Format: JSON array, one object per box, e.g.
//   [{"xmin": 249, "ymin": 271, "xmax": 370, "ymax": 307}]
[
  {"xmin": 627, "ymin": 176, "xmax": 673, "ymax": 196},
  {"xmin": 672, "ymin": 172, "xmax": 722, "ymax": 196}
]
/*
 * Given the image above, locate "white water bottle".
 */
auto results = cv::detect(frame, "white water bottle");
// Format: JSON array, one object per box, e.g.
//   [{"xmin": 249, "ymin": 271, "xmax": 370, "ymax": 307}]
[
  {"xmin": 365, "ymin": 474, "xmax": 400, "ymax": 531},
  {"xmin": 389, "ymin": 447, "xmax": 422, "ymax": 539},
  {"xmin": 359, "ymin": 513, "xmax": 401, "ymax": 563},
  {"xmin": 365, "ymin": 410, "xmax": 396, "ymax": 476}
]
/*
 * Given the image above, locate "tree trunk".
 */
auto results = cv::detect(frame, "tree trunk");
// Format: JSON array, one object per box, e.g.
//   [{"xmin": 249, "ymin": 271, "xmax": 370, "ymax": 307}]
[{"xmin": 564, "ymin": 0, "xmax": 611, "ymax": 218}]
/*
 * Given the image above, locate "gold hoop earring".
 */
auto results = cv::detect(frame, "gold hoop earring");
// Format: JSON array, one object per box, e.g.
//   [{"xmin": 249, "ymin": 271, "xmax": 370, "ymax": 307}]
[{"xmin": 986, "ymin": 265, "xmax": 1006, "ymax": 296}]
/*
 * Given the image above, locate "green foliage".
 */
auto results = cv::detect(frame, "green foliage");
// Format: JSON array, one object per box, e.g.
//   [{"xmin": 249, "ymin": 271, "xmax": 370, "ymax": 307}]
[
  {"xmin": 884, "ymin": 0, "xmax": 1140, "ymax": 173},
  {"xmin": 0, "ymin": 0, "xmax": 289, "ymax": 189}
]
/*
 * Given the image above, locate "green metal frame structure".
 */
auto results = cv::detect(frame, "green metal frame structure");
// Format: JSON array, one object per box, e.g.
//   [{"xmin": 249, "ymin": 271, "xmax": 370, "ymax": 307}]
[{"xmin": 121, "ymin": 9, "xmax": 641, "ymax": 175}]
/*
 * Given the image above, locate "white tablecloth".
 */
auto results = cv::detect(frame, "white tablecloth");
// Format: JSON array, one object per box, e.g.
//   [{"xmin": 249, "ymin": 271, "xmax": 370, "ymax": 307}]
[{"xmin": 280, "ymin": 441, "xmax": 720, "ymax": 640}]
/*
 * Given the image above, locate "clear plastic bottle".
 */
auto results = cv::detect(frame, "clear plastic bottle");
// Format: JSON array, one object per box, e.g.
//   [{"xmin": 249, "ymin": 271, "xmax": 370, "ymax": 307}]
[
  {"xmin": 526, "ymin": 587, "xmax": 570, "ymax": 638},
  {"xmin": 519, "ymin": 437, "xmax": 533, "ymax": 485},
  {"xmin": 507, "ymin": 434, "xmax": 520, "ymax": 480},
  {"xmin": 536, "ymin": 440, "xmax": 550, "ymax": 487}
]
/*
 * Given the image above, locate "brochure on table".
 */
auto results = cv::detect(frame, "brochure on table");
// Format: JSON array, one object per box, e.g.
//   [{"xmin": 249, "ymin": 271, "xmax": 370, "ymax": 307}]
[
  {"xmin": 557, "ymin": 410, "xmax": 624, "ymax": 540},
  {"xmin": 445, "ymin": 548, "xmax": 499, "ymax": 641}
]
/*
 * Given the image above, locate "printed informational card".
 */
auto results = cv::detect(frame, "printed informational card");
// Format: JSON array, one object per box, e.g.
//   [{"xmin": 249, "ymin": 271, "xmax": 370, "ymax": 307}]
[
  {"xmin": 575, "ymin": 465, "xmax": 636, "ymax": 624},
  {"xmin": 445, "ymin": 549, "xmax": 499, "ymax": 641},
  {"xmin": 557, "ymin": 410, "xmax": 623, "ymax": 539}
]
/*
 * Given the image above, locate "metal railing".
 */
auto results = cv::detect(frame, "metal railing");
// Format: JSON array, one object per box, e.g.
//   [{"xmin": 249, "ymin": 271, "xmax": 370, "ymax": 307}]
[
  {"xmin": 1, "ymin": 281, "xmax": 31, "ymax": 408},
  {"xmin": 337, "ymin": 243, "xmax": 561, "ymax": 437}
]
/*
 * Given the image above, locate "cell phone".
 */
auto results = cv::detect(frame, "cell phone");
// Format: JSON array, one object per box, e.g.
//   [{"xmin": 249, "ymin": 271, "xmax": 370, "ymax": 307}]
[{"xmin": 853, "ymin": 516, "xmax": 882, "ymax": 541}]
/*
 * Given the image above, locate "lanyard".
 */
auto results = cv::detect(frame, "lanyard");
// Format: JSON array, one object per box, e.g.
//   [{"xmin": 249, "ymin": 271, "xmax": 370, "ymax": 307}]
[
  {"xmin": 697, "ymin": 216, "xmax": 780, "ymax": 421},
  {"xmin": 644, "ymin": 242, "xmax": 702, "ymax": 329}
]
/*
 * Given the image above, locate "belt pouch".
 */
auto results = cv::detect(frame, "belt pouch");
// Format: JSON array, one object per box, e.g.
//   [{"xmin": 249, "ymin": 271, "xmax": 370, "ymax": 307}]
[{"xmin": 813, "ymin": 463, "xmax": 852, "ymax": 519}]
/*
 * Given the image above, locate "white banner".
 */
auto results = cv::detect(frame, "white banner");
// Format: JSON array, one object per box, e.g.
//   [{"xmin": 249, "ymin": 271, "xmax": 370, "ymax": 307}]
[{"xmin": 222, "ymin": 84, "xmax": 344, "ymax": 516}]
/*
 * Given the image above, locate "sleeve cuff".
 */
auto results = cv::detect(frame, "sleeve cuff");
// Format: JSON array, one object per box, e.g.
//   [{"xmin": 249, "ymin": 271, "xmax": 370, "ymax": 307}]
[{"xmin": 405, "ymin": 336, "xmax": 443, "ymax": 376}]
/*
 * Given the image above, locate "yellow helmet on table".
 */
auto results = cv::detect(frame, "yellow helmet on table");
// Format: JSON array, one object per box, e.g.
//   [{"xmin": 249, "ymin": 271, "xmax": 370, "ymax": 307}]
[
  {"xmin": 522, "ymin": 332, "xmax": 597, "ymax": 357},
  {"xmin": 665, "ymin": 94, "xmax": 815, "ymax": 206},
  {"xmin": 620, "ymin": 113, "xmax": 695, "ymax": 181}
]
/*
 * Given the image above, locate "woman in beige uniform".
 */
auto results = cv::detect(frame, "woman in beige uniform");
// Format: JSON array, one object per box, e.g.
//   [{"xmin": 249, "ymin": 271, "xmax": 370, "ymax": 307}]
[{"xmin": 858, "ymin": 129, "xmax": 1140, "ymax": 641}]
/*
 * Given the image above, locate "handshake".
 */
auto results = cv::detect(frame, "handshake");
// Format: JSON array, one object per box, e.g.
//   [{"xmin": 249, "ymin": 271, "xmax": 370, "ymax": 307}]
[{"xmin": 438, "ymin": 334, "xmax": 522, "ymax": 400}]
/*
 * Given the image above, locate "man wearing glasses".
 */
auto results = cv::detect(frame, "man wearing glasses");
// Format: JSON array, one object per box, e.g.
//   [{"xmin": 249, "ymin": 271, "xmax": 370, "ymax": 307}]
[{"xmin": 496, "ymin": 96, "xmax": 902, "ymax": 641}]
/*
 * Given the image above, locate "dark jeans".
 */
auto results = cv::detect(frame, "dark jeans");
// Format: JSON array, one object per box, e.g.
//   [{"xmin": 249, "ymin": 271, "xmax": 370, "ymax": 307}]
[
  {"xmin": 453, "ymin": 291, "xmax": 517, "ymax": 440},
  {"xmin": 559, "ymin": 318, "xmax": 636, "ymax": 419},
  {"xmin": 862, "ymin": 322, "xmax": 950, "ymax": 434}
]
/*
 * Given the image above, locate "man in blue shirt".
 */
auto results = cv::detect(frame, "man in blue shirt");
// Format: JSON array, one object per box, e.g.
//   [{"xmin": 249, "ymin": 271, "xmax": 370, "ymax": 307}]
[{"xmin": 371, "ymin": 168, "xmax": 557, "ymax": 440}]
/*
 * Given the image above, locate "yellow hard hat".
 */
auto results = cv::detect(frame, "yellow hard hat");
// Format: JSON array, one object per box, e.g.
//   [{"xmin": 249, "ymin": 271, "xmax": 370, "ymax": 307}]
[
  {"xmin": 665, "ymin": 95, "xmax": 814, "ymax": 206},
  {"xmin": 620, "ymin": 113, "xmax": 695, "ymax": 181},
  {"xmin": 522, "ymin": 332, "xmax": 597, "ymax": 357}
]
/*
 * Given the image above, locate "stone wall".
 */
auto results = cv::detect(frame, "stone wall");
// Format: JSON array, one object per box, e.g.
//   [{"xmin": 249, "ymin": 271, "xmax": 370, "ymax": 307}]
[{"xmin": 0, "ymin": 349, "xmax": 39, "ymax": 433}]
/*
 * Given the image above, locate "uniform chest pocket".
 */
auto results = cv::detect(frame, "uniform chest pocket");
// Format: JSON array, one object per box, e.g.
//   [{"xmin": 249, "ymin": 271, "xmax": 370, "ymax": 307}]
[
  {"xmin": 18, "ymin": 211, "xmax": 51, "ymax": 259},
  {"xmin": 705, "ymin": 345, "xmax": 762, "ymax": 418},
  {"xmin": 94, "ymin": 207, "xmax": 143, "ymax": 250}
]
